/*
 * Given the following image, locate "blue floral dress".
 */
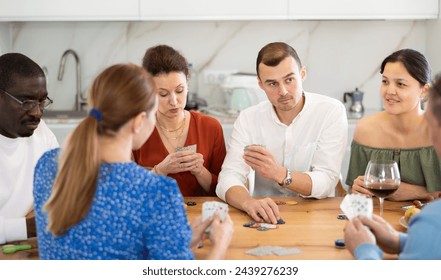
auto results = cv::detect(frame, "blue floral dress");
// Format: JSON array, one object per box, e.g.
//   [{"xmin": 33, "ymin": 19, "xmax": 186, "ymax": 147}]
[{"xmin": 33, "ymin": 148, "xmax": 194, "ymax": 260}]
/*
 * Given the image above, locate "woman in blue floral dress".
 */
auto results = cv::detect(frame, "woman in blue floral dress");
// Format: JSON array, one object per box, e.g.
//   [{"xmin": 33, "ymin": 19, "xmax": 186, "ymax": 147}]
[{"xmin": 33, "ymin": 63, "xmax": 233, "ymax": 260}]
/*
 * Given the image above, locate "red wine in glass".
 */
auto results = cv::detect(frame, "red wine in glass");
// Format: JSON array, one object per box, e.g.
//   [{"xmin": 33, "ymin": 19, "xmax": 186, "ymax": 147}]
[
  {"xmin": 365, "ymin": 182, "xmax": 399, "ymax": 198},
  {"xmin": 364, "ymin": 160, "xmax": 401, "ymax": 216}
]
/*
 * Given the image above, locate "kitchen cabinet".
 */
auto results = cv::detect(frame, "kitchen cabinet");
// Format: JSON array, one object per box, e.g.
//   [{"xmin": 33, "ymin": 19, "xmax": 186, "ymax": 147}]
[
  {"xmin": 288, "ymin": 0, "xmax": 439, "ymax": 20},
  {"xmin": 0, "ymin": 0, "xmax": 139, "ymax": 21},
  {"xmin": 44, "ymin": 120, "xmax": 81, "ymax": 148},
  {"xmin": 139, "ymin": 0, "xmax": 288, "ymax": 20},
  {"xmin": 0, "ymin": 0, "xmax": 437, "ymax": 21}
]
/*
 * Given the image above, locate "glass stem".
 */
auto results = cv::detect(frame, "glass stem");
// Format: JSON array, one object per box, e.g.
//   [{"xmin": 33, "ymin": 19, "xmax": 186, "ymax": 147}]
[{"xmin": 379, "ymin": 197, "xmax": 384, "ymax": 217}]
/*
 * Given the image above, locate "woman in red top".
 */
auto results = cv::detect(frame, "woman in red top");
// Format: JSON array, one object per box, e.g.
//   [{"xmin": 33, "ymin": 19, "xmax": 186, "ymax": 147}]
[{"xmin": 133, "ymin": 45, "xmax": 226, "ymax": 196}]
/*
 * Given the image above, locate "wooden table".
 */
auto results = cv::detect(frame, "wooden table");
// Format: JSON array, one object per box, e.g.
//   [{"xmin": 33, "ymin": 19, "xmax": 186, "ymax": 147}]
[
  {"xmin": 0, "ymin": 197, "xmax": 408, "ymax": 260},
  {"xmin": 185, "ymin": 197, "xmax": 408, "ymax": 260}
]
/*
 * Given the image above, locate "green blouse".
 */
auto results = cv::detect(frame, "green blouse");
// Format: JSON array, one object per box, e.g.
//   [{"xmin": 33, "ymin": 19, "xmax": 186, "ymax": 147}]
[{"xmin": 345, "ymin": 141, "xmax": 441, "ymax": 192}]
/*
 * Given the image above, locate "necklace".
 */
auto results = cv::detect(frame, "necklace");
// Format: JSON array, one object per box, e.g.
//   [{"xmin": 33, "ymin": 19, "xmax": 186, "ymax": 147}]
[{"xmin": 156, "ymin": 112, "xmax": 186, "ymax": 141}]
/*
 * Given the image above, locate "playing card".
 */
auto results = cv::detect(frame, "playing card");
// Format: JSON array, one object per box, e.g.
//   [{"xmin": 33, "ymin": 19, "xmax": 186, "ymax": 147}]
[
  {"xmin": 245, "ymin": 246, "xmax": 302, "ymax": 257},
  {"xmin": 244, "ymin": 144, "xmax": 266, "ymax": 151},
  {"xmin": 350, "ymin": 194, "xmax": 373, "ymax": 220},
  {"xmin": 202, "ymin": 201, "xmax": 229, "ymax": 233},
  {"xmin": 340, "ymin": 195, "xmax": 355, "ymax": 220},
  {"xmin": 340, "ymin": 194, "xmax": 373, "ymax": 220},
  {"xmin": 245, "ymin": 246, "xmax": 279, "ymax": 257},
  {"xmin": 175, "ymin": 144, "xmax": 197, "ymax": 152},
  {"xmin": 272, "ymin": 247, "xmax": 302, "ymax": 256}
]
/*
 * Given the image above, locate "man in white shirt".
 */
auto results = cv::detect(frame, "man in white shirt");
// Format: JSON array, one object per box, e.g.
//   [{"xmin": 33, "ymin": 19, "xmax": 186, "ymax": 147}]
[
  {"xmin": 0, "ymin": 53, "xmax": 59, "ymax": 244},
  {"xmin": 216, "ymin": 42, "xmax": 348, "ymax": 224}
]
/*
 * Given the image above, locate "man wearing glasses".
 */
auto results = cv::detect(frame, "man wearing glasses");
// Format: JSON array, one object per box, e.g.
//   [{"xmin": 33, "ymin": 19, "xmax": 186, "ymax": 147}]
[{"xmin": 0, "ymin": 53, "xmax": 58, "ymax": 245}]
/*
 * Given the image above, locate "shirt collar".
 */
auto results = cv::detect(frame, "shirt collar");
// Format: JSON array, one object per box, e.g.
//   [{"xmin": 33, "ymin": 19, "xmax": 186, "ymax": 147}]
[{"xmin": 270, "ymin": 91, "xmax": 307, "ymax": 126}]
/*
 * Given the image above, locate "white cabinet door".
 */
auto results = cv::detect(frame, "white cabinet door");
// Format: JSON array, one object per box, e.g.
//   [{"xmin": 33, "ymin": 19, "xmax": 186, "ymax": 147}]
[
  {"xmin": 0, "ymin": 0, "xmax": 139, "ymax": 21},
  {"xmin": 288, "ymin": 0, "xmax": 439, "ymax": 19},
  {"xmin": 140, "ymin": 0, "xmax": 288, "ymax": 20}
]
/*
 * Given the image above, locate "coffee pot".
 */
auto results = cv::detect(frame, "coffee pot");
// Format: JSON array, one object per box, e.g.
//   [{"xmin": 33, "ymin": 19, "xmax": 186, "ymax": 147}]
[{"xmin": 343, "ymin": 88, "xmax": 364, "ymax": 113}]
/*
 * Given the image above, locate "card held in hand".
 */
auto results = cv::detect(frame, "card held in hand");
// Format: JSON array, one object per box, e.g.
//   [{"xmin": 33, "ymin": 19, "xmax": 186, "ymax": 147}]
[
  {"xmin": 202, "ymin": 201, "xmax": 229, "ymax": 233},
  {"xmin": 340, "ymin": 194, "xmax": 373, "ymax": 220},
  {"xmin": 175, "ymin": 144, "xmax": 197, "ymax": 152}
]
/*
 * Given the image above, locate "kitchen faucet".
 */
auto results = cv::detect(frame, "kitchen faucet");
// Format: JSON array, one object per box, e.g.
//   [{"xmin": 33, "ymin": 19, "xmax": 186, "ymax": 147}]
[{"xmin": 57, "ymin": 49, "xmax": 87, "ymax": 111}]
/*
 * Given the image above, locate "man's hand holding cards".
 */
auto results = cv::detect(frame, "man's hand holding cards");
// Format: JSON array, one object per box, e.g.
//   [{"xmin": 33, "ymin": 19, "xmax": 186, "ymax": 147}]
[{"xmin": 340, "ymin": 194, "xmax": 373, "ymax": 220}]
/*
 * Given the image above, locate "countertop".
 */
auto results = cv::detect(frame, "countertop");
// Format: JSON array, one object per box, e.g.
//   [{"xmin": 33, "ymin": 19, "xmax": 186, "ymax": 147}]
[
  {"xmin": 201, "ymin": 107, "xmax": 382, "ymax": 124},
  {"xmin": 346, "ymin": 108, "xmax": 380, "ymax": 120}
]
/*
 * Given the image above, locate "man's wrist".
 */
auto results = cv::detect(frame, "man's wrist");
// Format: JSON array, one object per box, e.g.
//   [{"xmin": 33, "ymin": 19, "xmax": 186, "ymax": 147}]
[
  {"xmin": 277, "ymin": 167, "xmax": 287, "ymax": 185},
  {"xmin": 278, "ymin": 167, "xmax": 292, "ymax": 187}
]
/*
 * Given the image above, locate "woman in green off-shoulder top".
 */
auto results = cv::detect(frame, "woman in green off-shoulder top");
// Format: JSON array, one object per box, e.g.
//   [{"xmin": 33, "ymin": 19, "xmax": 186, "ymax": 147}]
[{"xmin": 346, "ymin": 49, "xmax": 441, "ymax": 201}]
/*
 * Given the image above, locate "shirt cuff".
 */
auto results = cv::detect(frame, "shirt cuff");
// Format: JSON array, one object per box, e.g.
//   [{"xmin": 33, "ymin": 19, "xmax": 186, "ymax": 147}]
[
  {"xmin": 4, "ymin": 217, "xmax": 27, "ymax": 243},
  {"xmin": 354, "ymin": 243, "xmax": 383, "ymax": 260}
]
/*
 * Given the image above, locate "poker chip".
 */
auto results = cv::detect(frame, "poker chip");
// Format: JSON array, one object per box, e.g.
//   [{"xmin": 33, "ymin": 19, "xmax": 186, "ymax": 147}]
[
  {"xmin": 259, "ymin": 223, "xmax": 278, "ymax": 229},
  {"xmin": 286, "ymin": 200, "xmax": 298, "ymax": 205},
  {"xmin": 257, "ymin": 226, "xmax": 270, "ymax": 231},
  {"xmin": 186, "ymin": 201, "xmax": 197, "ymax": 206},
  {"xmin": 274, "ymin": 200, "xmax": 286, "ymax": 205},
  {"xmin": 337, "ymin": 214, "xmax": 347, "ymax": 220},
  {"xmin": 243, "ymin": 221, "xmax": 256, "ymax": 227},
  {"xmin": 334, "ymin": 239, "xmax": 345, "ymax": 249}
]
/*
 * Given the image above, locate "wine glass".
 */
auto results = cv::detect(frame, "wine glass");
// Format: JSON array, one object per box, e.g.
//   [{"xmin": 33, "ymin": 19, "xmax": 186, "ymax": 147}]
[{"xmin": 364, "ymin": 159, "xmax": 401, "ymax": 216}]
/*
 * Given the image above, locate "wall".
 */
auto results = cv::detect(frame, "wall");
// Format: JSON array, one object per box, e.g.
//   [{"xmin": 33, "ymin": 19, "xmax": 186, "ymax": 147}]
[
  {"xmin": 4, "ymin": 20, "xmax": 432, "ymax": 111},
  {"xmin": 427, "ymin": 10, "xmax": 441, "ymax": 76},
  {"xmin": 0, "ymin": 22, "xmax": 10, "ymax": 53}
]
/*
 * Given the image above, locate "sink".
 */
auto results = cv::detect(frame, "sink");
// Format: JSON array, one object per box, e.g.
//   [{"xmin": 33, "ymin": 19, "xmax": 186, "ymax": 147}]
[
  {"xmin": 42, "ymin": 110, "xmax": 87, "ymax": 125},
  {"xmin": 43, "ymin": 110, "xmax": 87, "ymax": 119},
  {"xmin": 42, "ymin": 110, "xmax": 86, "ymax": 147}
]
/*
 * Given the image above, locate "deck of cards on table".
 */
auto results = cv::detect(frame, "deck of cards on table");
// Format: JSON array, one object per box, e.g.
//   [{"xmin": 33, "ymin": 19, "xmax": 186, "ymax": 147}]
[
  {"xmin": 202, "ymin": 201, "xmax": 229, "ymax": 232},
  {"xmin": 340, "ymin": 194, "xmax": 373, "ymax": 220}
]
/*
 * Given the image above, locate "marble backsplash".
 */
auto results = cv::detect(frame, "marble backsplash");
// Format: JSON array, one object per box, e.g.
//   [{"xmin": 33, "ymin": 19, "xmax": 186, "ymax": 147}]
[{"xmin": 0, "ymin": 20, "xmax": 438, "ymax": 111}]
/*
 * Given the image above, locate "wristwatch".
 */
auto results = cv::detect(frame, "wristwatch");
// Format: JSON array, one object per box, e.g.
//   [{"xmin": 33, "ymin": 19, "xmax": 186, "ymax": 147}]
[{"xmin": 279, "ymin": 168, "xmax": 292, "ymax": 186}]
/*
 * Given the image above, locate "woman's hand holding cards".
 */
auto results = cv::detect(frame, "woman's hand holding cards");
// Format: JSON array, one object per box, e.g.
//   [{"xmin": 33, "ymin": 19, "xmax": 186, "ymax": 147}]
[
  {"xmin": 192, "ymin": 201, "xmax": 234, "ymax": 259},
  {"xmin": 189, "ymin": 216, "xmax": 211, "ymax": 248},
  {"xmin": 204, "ymin": 213, "xmax": 234, "ymax": 260},
  {"xmin": 155, "ymin": 148, "xmax": 198, "ymax": 175}
]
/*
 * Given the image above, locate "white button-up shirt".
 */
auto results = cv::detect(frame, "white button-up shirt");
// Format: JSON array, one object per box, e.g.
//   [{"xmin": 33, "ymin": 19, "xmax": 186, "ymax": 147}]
[{"xmin": 216, "ymin": 92, "xmax": 348, "ymax": 200}]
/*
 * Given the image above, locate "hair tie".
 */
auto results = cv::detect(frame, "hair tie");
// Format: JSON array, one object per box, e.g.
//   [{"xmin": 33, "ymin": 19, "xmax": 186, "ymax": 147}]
[{"xmin": 89, "ymin": 108, "xmax": 102, "ymax": 122}]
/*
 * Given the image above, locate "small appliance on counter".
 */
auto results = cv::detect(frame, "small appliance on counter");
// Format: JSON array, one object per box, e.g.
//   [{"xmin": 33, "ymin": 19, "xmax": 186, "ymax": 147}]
[
  {"xmin": 343, "ymin": 88, "xmax": 364, "ymax": 113},
  {"xmin": 221, "ymin": 72, "xmax": 267, "ymax": 114}
]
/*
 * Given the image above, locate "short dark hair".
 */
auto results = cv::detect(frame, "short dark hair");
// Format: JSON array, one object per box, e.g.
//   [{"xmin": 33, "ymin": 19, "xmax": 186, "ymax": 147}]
[
  {"xmin": 429, "ymin": 74, "xmax": 441, "ymax": 126},
  {"xmin": 0, "ymin": 53, "xmax": 45, "ymax": 90},
  {"xmin": 380, "ymin": 49, "xmax": 430, "ymax": 86},
  {"xmin": 142, "ymin": 45, "xmax": 189, "ymax": 79},
  {"xmin": 256, "ymin": 42, "xmax": 302, "ymax": 78}
]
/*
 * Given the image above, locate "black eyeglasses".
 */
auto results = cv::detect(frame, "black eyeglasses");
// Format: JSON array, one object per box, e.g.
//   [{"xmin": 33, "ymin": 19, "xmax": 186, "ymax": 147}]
[{"xmin": 0, "ymin": 88, "xmax": 53, "ymax": 111}]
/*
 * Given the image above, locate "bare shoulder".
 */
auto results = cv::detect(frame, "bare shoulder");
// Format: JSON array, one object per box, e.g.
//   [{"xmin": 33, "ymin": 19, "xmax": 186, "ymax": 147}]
[{"xmin": 353, "ymin": 112, "xmax": 385, "ymax": 144}]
